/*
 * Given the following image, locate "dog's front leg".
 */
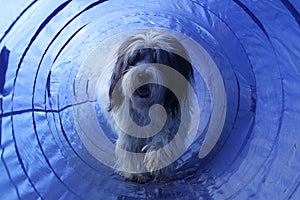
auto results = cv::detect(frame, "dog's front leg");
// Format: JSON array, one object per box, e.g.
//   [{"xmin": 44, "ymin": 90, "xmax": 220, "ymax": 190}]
[
  {"xmin": 115, "ymin": 135, "xmax": 150, "ymax": 183},
  {"xmin": 142, "ymin": 133, "xmax": 175, "ymax": 177}
]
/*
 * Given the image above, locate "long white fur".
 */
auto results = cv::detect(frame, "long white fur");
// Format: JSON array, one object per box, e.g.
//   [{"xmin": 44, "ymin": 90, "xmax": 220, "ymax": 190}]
[{"xmin": 102, "ymin": 31, "xmax": 193, "ymax": 182}]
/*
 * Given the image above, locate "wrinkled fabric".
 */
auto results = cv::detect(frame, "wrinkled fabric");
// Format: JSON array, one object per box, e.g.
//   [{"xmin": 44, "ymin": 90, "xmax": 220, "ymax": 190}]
[{"xmin": 0, "ymin": 0, "xmax": 299, "ymax": 199}]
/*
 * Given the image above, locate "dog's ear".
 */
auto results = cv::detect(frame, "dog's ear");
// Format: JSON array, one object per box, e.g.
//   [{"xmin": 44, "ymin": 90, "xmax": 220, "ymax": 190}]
[
  {"xmin": 156, "ymin": 49, "xmax": 194, "ymax": 116},
  {"xmin": 108, "ymin": 54, "xmax": 126, "ymax": 112}
]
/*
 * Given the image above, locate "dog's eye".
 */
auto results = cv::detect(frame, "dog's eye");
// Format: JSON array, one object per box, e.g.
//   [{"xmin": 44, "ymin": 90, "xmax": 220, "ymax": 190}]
[{"xmin": 123, "ymin": 66, "xmax": 134, "ymax": 75}]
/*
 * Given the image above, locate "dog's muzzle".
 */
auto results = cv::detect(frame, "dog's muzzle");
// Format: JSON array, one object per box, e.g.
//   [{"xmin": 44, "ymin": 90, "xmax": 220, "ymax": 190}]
[
  {"xmin": 135, "ymin": 85, "xmax": 151, "ymax": 99},
  {"xmin": 135, "ymin": 72, "xmax": 153, "ymax": 98}
]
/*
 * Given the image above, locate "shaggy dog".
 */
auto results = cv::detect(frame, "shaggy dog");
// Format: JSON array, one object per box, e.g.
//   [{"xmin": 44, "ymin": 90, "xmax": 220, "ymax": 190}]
[{"xmin": 107, "ymin": 31, "xmax": 194, "ymax": 182}]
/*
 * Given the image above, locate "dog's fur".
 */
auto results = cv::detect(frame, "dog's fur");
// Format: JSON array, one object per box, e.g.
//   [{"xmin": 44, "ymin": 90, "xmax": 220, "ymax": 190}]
[{"xmin": 107, "ymin": 31, "xmax": 194, "ymax": 182}]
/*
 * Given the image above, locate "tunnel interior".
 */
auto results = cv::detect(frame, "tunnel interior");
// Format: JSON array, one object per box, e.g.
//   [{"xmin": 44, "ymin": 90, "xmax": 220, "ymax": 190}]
[{"xmin": 0, "ymin": 0, "xmax": 300, "ymax": 199}]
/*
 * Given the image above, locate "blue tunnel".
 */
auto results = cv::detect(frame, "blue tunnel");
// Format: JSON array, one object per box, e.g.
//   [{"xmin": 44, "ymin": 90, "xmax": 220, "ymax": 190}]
[{"xmin": 0, "ymin": 0, "xmax": 300, "ymax": 199}]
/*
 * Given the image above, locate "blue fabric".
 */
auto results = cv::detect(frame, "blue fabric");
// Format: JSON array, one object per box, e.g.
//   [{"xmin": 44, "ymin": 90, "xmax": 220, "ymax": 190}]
[{"xmin": 0, "ymin": 0, "xmax": 299, "ymax": 199}]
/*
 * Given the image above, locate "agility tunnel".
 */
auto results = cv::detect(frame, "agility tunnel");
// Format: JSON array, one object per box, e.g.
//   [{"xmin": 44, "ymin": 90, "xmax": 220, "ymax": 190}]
[{"xmin": 0, "ymin": 0, "xmax": 299, "ymax": 199}]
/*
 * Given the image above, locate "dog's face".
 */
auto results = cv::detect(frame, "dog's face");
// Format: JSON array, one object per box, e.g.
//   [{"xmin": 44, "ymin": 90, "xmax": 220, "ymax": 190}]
[
  {"xmin": 120, "ymin": 52, "xmax": 166, "ymax": 111},
  {"xmin": 108, "ymin": 32, "xmax": 194, "ymax": 121}
]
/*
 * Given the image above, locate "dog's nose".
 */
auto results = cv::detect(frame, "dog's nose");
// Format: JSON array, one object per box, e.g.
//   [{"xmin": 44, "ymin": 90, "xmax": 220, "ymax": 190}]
[{"xmin": 137, "ymin": 73, "xmax": 151, "ymax": 83}]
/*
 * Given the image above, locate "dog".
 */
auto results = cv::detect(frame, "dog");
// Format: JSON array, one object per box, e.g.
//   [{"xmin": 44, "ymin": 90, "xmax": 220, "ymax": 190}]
[{"xmin": 106, "ymin": 31, "xmax": 194, "ymax": 183}]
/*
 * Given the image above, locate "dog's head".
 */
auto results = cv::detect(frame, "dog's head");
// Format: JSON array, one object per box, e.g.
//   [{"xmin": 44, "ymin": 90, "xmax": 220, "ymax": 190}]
[{"xmin": 108, "ymin": 31, "xmax": 193, "ymax": 117}]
